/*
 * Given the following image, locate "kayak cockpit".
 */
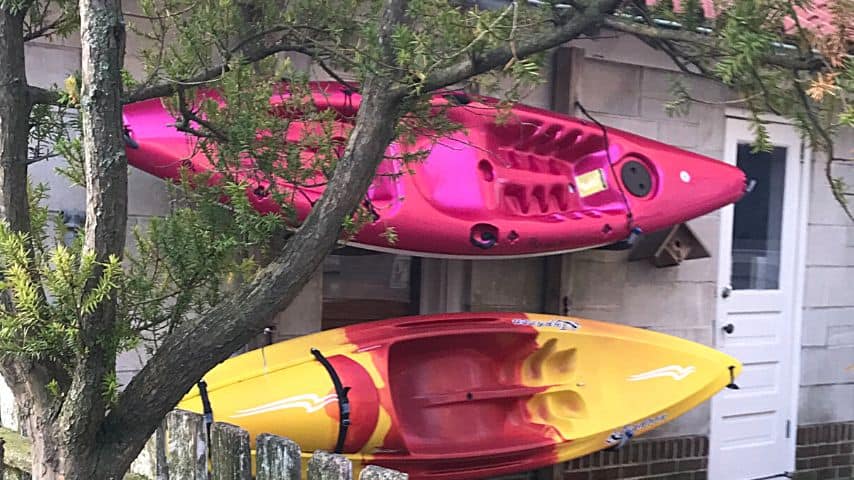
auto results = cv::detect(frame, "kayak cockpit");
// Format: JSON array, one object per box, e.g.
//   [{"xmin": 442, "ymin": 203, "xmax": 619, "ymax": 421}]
[{"xmin": 386, "ymin": 332, "xmax": 561, "ymax": 456}]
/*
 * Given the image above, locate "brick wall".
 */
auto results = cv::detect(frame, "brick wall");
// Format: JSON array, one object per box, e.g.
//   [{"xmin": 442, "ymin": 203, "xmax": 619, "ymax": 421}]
[
  {"xmin": 562, "ymin": 435, "xmax": 709, "ymax": 480},
  {"xmin": 794, "ymin": 422, "xmax": 854, "ymax": 480},
  {"xmin": 491, "ymin": 424, "xmax": 854, "ymax": 480}
]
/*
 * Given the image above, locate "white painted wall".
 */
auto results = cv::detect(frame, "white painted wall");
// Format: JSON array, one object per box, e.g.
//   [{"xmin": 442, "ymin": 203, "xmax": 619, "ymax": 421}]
[{"xmin": 798, "ymin": 129, "xmax": 854, "ymax": 425}]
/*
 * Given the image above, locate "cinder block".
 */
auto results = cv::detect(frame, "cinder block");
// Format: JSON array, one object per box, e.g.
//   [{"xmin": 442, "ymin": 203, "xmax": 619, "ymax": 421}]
[
  {"xmin": 28, "ymin": 138, "xmax": 170, "ymax": 220},
  {"xmin": 640, "ymin": 67, "xmax": 680, "ymax": 101},
  {"xmin": 646, "ymin": 402, "xmax": 711, "ymax": 438},
  {"xmin": 695, "ymin": 118, "xmax": 727, "ymax": 158},
  {"xmin": 520, "ymin": 80, "xmax": 551, "ymax": 110},
  {"xmin": 639, "ymin": 97, "xmax": 723, "ymax": 129},
  {"xmin": 620, "ymin": 282, "xmax": 715, "ymax": 328},
  {"xmin": 693, "ymin": 147, "xmax": 725, "ymax": 162},
  {"xmin": 833, "ymin": 128, "xmax": 854, "ymax": 161},
  {"xmin": 626, "ymin": 259, "xmax": 678, "ymax": 285},
  {"xmin": 588, "ymin": 113, "xmax": 658, "ymax": 139},
  {"xmin": 578, "ymin": 60, "xmax": 641, "ymax": 116},
  {"xmin": 470, "ymin": 258, "xmax": 545, "ymax": 311},
  {"xmin": 324, "ymin": 254, "xmax": 411, "ymax": 302},
  {"xmin": 641, "ymin": 67, "xmax": 731, "ymax": 103},
  {"xmin": 128, "ymin": 168, "xmax": 171, "ymax": 217},
  {"xmin": 271, "ymin": 268, "xmax": 323, "ymax": 339},
  {"xmin": 834, "ymin": 161, "xmax": 854, "ymax": 194},
  {"xmin": 658, "ymin": 120, "xmax": 702, "ymax": 149},
  {"xmin": 572, "ymin": 249, "xmax": 630, "ymax": 264},
  {"xmin": 676, "ymin": 216, "xmax": 720, "ymax": 282},
  {"xmin": 804, "ymin": 266, "xmax": 854, "ymax": 308},
  {"xmin": 828, "ymin": 322, "xmax": 854, "ymax": 348},
  {"xmin": 800, "ymin": 307, "xmax": 854, "ymax": 347},
  {"xmin": 24, "ymin": 43, "xmax": 80, "ymax": 88},
  {"xmin": 798, "ymin": 384, "xmax": 854, "ymax": 424},
  {"xmin": 573, "ymin": 33, "xmax": 676, "ymax": 71},
  {"xmin": 806, "ymin": 225, "xmax": 854, "ymax": 267},
  {"xmin": 809, "ymin": 156, "xmax": 851, "ymax": 226},
  {"xmin": 116, "ymin": 346, "xmax": 148, "ymax": 387},
  {"xmin": 649, "ymin": 326, "xmax": 713, "ymax": 346},
  {"xmin": 566, "ymin": 254, "xmax": 628, "ymax": 320},
  {"xmin": 29, "ymin": 158, "xmax": 86, "ymax": 212},
  {"xmin": 800, "ymin": 346, "xmax": 854, "ymax": 385}
]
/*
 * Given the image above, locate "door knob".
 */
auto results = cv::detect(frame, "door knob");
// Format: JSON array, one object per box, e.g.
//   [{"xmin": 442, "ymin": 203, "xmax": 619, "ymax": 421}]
[
  {"xmin": 721, "ymin": 285, "xmax": 732, "ymax": 298},
  {"xmin": 722, "ymin": 323, "xmax": 735, "ymax": 334}
]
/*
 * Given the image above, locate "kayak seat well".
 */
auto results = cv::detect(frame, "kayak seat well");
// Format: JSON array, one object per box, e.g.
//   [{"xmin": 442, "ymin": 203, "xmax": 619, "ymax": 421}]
[
  {"xmin": 387, "ymin": 332, "xmax": 559, "ymax": 455},
  {"xmin": 485, "ymin": 116, "xmax": 629, "ymax": 216},
  {"xmin": 409, "ymin": 112, "xmax": 630, "ymax": 222}
]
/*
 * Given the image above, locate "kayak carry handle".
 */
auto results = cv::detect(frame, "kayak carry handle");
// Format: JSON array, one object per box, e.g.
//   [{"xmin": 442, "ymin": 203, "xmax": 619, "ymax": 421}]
[{"xmin": 311, "ymin": 348, "xmax": 351, "ymax": 454}]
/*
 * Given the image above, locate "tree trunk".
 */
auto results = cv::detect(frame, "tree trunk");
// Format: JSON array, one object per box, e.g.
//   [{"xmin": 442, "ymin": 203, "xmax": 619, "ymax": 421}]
[
  {"xmin": 47, "ymin": 0, "xmax": 130, "ymax": 475},
  {"xmin": 0, "ymin": 7, "xmax": 60, "ymax": 479},
  {"xmin": 0, "ymin": 0, "xmax": 32, "ymax": 232}
]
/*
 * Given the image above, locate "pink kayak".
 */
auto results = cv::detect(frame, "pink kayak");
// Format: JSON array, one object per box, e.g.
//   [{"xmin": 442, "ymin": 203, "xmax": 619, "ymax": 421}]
[{"xmin": 122, "ymin": 82, "xmax": 746, "ymax": 258}]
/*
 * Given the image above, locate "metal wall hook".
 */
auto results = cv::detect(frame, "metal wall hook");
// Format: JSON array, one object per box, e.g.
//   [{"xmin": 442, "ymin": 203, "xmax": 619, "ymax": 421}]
[
  {"xmin": 726, "ymin": 365, "xmax": 740, "ymax": 390},
  {"xmin": 746, "ymin": 179, "xmax": 757, "ymax": 193}
]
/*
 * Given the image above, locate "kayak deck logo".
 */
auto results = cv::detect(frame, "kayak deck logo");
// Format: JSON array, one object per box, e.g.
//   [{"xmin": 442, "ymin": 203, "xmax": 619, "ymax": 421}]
[
  {"xmin": 605, "ymin": 414, "xmax": 667, "ymax": 447},
  {"xmin": 512, "ymin": 318, "xmax": 581, "ymax": 331}
]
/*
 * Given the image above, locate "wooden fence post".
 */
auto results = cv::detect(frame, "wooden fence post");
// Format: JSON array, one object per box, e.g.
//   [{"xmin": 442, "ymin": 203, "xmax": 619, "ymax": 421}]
[
  {"xmin": 307, "ymin": 451, "xmax": 352, "ymax": 480},
  {"xmin": 210, "ymin": 422, "xmax": 251, "ymax": 480},
  {"xmin": 255, "ymin": 433, "xmax": 301, "ymax": 480},
  {"xmin": 166, "ymin": 410, "xmax": 207, "ymax": 480},
  {"xmin": 358, "ymin": 465, "xmax": 409, "ymax": 480}
]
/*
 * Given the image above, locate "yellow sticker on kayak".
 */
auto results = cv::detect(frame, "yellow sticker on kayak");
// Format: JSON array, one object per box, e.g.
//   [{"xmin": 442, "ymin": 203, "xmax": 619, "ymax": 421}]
[{"xmin": 575, "ymin": 168, "xmax": 607, "ymax": 197}]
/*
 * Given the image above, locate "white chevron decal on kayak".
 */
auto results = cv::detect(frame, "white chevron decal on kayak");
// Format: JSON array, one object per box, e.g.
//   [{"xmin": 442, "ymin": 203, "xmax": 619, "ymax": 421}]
[
  {"xmin": 627, "ymin": 365, "xmax": 696, "ymax": 382},
  {"xmin": 230, "ymin": 393, "xmax": 338, "ymax": 418}
]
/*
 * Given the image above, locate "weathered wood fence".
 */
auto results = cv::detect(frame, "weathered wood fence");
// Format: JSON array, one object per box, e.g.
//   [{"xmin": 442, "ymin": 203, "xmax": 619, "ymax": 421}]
[{"xmin": 130, "ymin": 409, "xmax": 407, "ymax": 480}]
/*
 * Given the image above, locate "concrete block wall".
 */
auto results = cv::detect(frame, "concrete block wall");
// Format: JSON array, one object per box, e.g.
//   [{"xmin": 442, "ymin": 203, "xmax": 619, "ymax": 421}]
[
  {"xmin": 557, "ymin": 57, "xmax": 730, "ymax": 437},
  {"xmin": 798, "ymin": 128, "xmax": 854, "ymax": 425},
  {"xmin": 469, "ymin": 258, "xmax": 547, "ymax": 312}
]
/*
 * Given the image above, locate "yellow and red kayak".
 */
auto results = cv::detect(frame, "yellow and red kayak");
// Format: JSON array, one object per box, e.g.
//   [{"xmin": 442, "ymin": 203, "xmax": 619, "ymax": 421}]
[{"xmin": 178, "ymin": 313, "xmax": 740, "ymax": 479}]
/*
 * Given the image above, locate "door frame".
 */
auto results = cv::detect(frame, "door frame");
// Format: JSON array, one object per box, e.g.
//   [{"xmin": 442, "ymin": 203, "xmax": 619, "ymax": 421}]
[{"xmin": 709, "ymin": 109, "xmax": 811, "ymax": 477}]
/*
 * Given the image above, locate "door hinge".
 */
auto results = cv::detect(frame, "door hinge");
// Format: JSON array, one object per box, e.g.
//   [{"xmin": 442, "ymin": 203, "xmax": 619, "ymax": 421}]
[{"xmin": 786, "ymin": 419, "xmax": 791, "ymax": 438}]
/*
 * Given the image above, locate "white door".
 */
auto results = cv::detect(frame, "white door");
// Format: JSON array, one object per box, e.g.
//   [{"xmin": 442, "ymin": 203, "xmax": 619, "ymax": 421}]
[{"xmin": 709, "ymin": 118, "xmax": 807, "ymax": 479}]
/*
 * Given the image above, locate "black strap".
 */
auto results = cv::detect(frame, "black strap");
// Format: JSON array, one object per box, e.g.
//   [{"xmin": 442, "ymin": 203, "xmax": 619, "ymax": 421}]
[
  {"xmin": 197, "ymin": 380, "xmax": 214, "ymax": 460},
  {"xmin": 122, "ymin": 128, "xmax": 139, "ymax": 149},
  {"xmin": 311, "ymin": 348, "xmax": 351, "ymax": 454}
]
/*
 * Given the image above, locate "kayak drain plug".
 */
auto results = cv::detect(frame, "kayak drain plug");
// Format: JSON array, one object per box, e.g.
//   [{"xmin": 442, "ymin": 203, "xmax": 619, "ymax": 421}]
[{"xmin": 470, "ymin": 224, "xmax": 499, "ymax": 249}]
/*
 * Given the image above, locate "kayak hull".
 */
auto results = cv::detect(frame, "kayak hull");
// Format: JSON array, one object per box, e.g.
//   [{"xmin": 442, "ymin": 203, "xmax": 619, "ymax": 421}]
[
  {"xmin": 178, "ymin": 312, "xmax": 741, "ymax": 479},
  {"xmin": 123, "ymin": 83, "xmax": 746, "ymax": 258}
]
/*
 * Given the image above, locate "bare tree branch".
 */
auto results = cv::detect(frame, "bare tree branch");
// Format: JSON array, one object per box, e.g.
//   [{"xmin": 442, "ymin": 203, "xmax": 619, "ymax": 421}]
[
  {"xmin": 23, "ymin": 16, "xmax": 69, "ymax": 42},
  {"xmin": 26, "ymin": 37, "xmax": 320, "ymax": 106},
  {"xmin": 400, "ymin": 0, "xmax": 624, "ymax": 96},
  {"xmin": 791, "ymin": 72, "xmax": 854, "ymax": 221},
  {"xmin": 602, "ymin": 16, "xmax": 825, "ymax": 71}
]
